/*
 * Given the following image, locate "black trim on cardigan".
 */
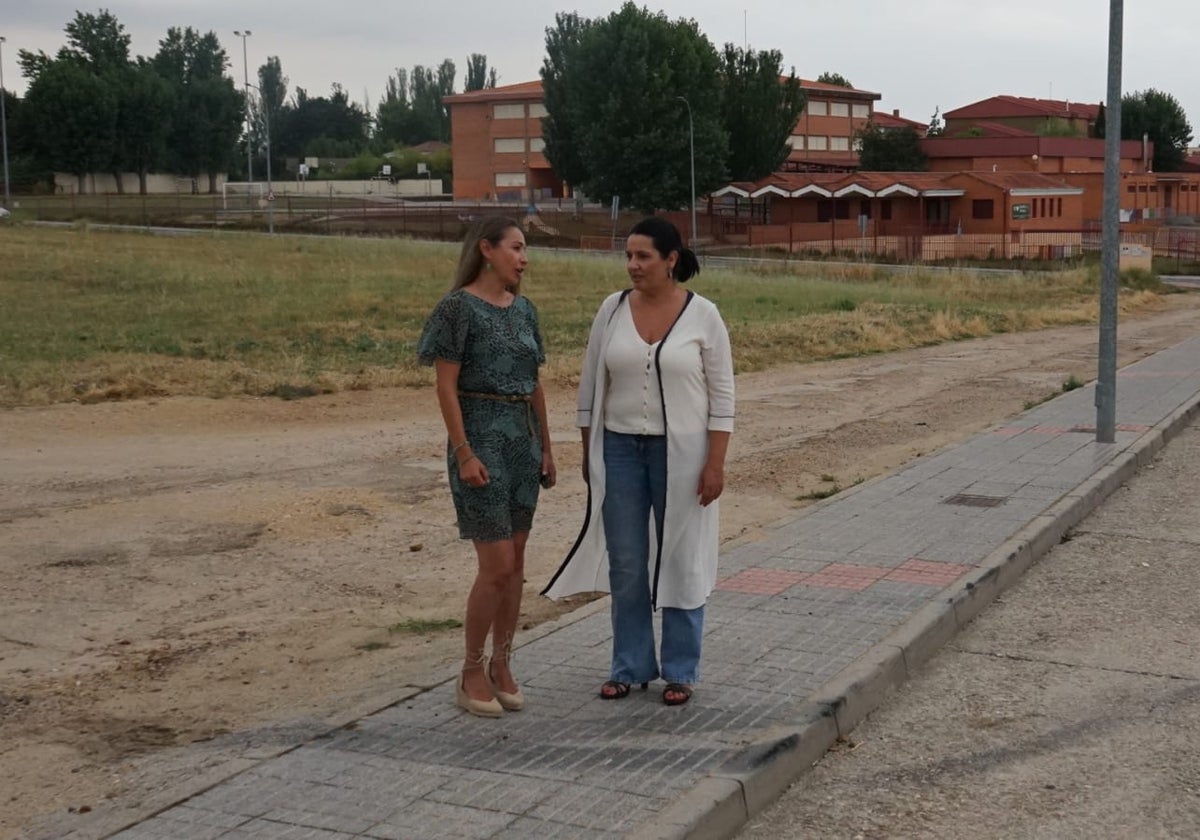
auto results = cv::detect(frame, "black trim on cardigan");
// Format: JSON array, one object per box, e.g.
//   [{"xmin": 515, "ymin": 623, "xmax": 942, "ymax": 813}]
[{"xmin": 648, "ymin": 291, "xmax": 694, "ymax": 610}]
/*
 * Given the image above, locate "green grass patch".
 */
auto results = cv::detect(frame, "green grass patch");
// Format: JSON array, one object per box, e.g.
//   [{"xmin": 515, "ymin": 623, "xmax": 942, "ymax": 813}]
[
  {"xmin": 0, "ymin": 226, "xmax": 1176, "ymax": 406},
  {"xmin": 388, "ymin": 617, "xmax": 463, "ymax": 635},
  {"xmin": 1061, "ymin": 374, "xmax": 1085, "ymax": 392}
]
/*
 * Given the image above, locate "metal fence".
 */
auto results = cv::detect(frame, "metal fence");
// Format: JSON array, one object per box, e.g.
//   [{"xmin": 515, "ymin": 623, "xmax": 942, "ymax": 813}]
[{"xmin": 7, "ymin": 194, "xmax": 1199, "ymax": 268}]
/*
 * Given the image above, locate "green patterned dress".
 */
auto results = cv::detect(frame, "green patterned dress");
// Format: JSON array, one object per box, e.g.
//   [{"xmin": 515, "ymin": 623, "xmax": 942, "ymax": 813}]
[{"xmin": 418, "ymin": 289, "xmax": 546, "ymax": 542}]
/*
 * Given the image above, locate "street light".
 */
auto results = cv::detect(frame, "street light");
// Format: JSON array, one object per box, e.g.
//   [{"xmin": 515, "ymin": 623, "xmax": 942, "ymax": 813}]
[
  {"xmin": 233, "ymin": 30, "xmax": 253, "ymax": 187},
  {"xmin": 676, "ymin": 95, "xmax": 696, "ymax": 246},
  {"xmin": 0, "ymin": 36, "xmax": 12, "ymax": 210}
]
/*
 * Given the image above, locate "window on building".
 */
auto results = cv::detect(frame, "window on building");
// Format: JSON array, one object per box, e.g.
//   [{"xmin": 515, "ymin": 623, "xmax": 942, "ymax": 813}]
[
  {"xmin": 495, "ymin": 172, "xmax": 527, "ymax": 188},
  {"xmin": 529, "ymin": 137, "xmax": 546, "ymax": 153},
  {"xmin": 1031, "ymin": 199, "xmax": 1038, "ymax": 218},
  {"xmin": 528, "ymin": 103, "xmax": 548, "ymax": 118},
  {"xmin": 851, "ymin": 103, "xmax": 870, "ymax": 119},
  {"xmin": 493, "ymin": 104, "xmax": 524, "ymax": 120},
  {"xmin": 494, "ymin": 138, "xmax": 524, "ymax": 154},
  {"xmin": 807, "ymin": 100, "xmax": 828, "ymax": 117},
  {"xmin": 807, "ymin": 135, "xmax": 828, "ymax": 151},
  {"xmin": 1127, "ymin": 185, "xmax": 1137, "ymax": 193},
  {"xmin": 859, "ymin": 199, "xmax": 871, "ymax": 219},
  {"xmin": 1057, "ymin": 197, "xmax": 1063, "ymax": 216},
  {"xmin": 787, "ymin": 135, "xmax": 804, "ymax": 150},
  {"xmin": 830, "ymin": 102, "xmax": 849, "ymax": 117},
  {"xmin": 972, "ymin": 199, "xmax": 994, "ymax": 219},
  {"xmin": 830, "ymin": 136, "xmax": 850, "ymax": 152},
  {"xmin": 881, "ymin": 199, "xmax": 892, "ymax": 220},
  {"xmin": 816, "ymin": 199, "xmax": 851, "ymax": 222}
]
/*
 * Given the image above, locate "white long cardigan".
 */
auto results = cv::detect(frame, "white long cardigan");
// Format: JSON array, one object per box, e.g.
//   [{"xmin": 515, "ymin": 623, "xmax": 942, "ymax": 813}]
[{"xmin": 542, "ymin": 289, "xmax": 735, "ymax": 610}]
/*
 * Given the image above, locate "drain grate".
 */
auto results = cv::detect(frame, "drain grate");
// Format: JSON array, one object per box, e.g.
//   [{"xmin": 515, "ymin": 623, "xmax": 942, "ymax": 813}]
[{"xmin": 943, "ymin": 493, "xmax": 1008, "ymax": 508}]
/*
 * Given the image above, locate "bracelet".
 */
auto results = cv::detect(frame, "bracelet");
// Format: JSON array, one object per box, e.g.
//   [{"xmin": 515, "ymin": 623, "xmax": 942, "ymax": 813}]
[
  {"xmin": 458, "ymin": 454, "xmax": 479, "ymax": 467},
  {"xmin": 451, "ymin": 440, "xmax": 469, "ymax": 455}
]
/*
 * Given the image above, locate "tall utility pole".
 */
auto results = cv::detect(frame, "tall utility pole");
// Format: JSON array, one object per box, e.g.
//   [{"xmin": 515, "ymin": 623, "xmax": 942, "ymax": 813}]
[
  {"xmin": 676, "ymin": 96, "xmax": 696, "ymax": 246},
  {"xmin": 1096, "ymin": 0, "xmax": 1123, "ymax": 443},
  {"xmin": 0, "ymin": 36, "xmax": 12, "ymax": 211},
  {"xmin": 233, "ymin": 30, "xmax": 253, "ymax": 188}
]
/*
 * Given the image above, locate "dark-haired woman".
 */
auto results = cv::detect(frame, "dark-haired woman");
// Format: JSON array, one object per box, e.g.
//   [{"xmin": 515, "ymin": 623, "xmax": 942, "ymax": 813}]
[
  {"xmin": 418, "ymin": 215, "xmax": 556, "ymax": 718},
  {"xmin": 543, "ymin": 217, "xmax": 734, "ymax": 707}
]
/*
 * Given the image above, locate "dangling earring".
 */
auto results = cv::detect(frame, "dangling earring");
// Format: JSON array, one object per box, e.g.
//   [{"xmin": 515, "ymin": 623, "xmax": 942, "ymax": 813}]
[{"xmin": 484, "ymin": 261, "xmax": 492, "ymax": 274}]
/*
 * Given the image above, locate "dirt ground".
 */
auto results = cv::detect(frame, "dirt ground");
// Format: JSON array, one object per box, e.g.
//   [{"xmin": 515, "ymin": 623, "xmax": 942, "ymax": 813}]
[{"xmin": 3, "ymin": 294, "xmax": 1200, "ymax": 839}]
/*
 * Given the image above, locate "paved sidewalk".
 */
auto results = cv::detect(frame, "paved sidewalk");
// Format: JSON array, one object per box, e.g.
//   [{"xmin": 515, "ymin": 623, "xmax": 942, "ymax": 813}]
[{"xmin": 80, "ymin": 336, "xmax": 1200, "ymax": 840}]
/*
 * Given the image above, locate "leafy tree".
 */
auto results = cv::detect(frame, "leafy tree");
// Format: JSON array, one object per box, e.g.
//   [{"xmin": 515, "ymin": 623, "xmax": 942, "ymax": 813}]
[
  {"xmin": 465, "ymin": 54, "xmax": 498, "ymax": 92},
  {"xmin": 540, "ymin": 12, "xmax": 594, "ymax": 193},
  {"xmin": 153, "ymin": 27, "xmax": 243, "ymax": 192},
  {"xmin": 1120, "ymin": 89, "xmax": 1193, "ymax": 172},
  {"xmin": 719, "ymin": 44, "xmax": 805, "ymax": 181},
  {"xmin": 541, "ymin": 2, "xmax": 727, "ymax": 212},
  {"xmin": 114, "ymin": 62, "xmax": 174, "ymax": 193},
  {"xmin": 816, "ymin": 71, "xmax": 852, "ymax": 88},
  {"xmin": 375, "ymin": 68, "xmax": 413, "ymax": 148},
  {"xmin": 926, "ymin": 106, "xmax": 944, "ymax": 137},
  {"xmin": 275, "ymin": 85, "xmax": 370, "ymax": 159},
  {"xmin": 375, "ymin": 61, "xmax": 455, "ymax": 147},
  {"xmin": 1094, "ymin": 101, "xmax": 1106, "ymax": 138},
  {"xmin": 856, "ymin": 123, "xmax": 927, "ymax": 171},
  {"xmin": 252, "ymin": 57, "xmax": 288, "ymax": 178},
  {"xmin": 62, "ymin": 9, "xmax": 130, "ymax": 71},
  {"xmin": 22, "ymin": 59, "xmax": 117, "ymax": 193}
]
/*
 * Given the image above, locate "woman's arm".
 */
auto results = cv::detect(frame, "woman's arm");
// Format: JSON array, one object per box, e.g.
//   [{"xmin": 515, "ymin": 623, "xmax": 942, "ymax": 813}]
[
  {"xmin": 434, "ymin": 359, "xmax": 489, "ymax": 487},
  {"xmin": 697, "ymin": 306, "xmax": 735, "ymax": 506},
  {"xmin": 532, "ymin": 380, "xmax": 557, "ymax": 488}
]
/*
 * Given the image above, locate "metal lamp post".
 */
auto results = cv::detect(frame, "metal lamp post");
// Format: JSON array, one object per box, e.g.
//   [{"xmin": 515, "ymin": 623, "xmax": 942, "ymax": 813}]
[
  {"xmin": 676, "ymin": 95, "xmax": 697, "ymax": 245},
  {"xmin": 246, "ymin": 81, "xmax": 274, "ymax": 234},
  {"xmin": 0, "ymin": 36, "xmax": 11, "ymax": 211},
  {"xmin": 1096, "ymin": 0, "xmax": 1123, "ymax": 443},
  {"xmin": 233, "ymin": 30, "xmax": 253, "ymax": 188}
]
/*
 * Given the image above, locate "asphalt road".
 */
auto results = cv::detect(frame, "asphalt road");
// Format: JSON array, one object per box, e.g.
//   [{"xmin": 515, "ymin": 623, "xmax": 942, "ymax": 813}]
[{"xmin": 738, "ymin": 419, "xmax": 1200, "ymax": 840}]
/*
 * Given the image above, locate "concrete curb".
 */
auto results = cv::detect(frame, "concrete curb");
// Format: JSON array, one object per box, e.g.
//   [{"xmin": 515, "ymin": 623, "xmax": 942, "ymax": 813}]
[{"xmin": 631, "ymin": 389, "xmax": 1200, "ymax": 840}]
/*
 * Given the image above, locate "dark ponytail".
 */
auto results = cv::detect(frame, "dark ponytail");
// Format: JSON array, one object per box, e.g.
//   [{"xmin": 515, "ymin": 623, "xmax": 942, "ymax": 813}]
[{"xmin": 629, "ymin": 216, "xmax": 701, "ymax": 283}]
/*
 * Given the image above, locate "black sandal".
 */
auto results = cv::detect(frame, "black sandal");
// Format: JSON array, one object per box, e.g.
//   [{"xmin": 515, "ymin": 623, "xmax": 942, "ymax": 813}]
[
  {"xmin": 663, "ymin": 683, "xmax": 693, "ymax": 706},
  {"xmin": 599, "ymin": 680, "xmax": 648, "ymax": 700}
]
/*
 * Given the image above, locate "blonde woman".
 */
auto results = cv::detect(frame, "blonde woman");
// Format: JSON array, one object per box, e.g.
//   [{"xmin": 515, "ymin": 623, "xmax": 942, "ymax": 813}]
[{"xmin": 418, "ymin": 215, "xmax": 556, "ymax": 717}]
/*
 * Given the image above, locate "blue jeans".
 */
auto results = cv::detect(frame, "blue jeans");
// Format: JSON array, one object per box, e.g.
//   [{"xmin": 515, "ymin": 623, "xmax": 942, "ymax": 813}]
[{"xmin": 602, "ymin": 430, "xmax": 705, "ymax": 685}]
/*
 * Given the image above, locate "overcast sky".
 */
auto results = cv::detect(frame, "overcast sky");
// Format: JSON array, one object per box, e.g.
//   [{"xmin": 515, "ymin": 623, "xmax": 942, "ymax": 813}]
[{"xmin": 4, "ymin": 1, "xmax": 1197, "ymax": 137}]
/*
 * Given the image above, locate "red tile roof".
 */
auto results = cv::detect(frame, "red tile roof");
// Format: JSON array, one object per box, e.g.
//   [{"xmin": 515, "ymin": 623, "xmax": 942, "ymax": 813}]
[
  {"xmin": 872, "ymin": 110, "xmax": 928, "ymax": 132},
  {"xmin": 945, "ymin": 95, "xmax": 1101, "ymax": 122},
  {"xmin": 958, "ymin": 171, "xmax": 1082, "ymax": 192},
  {"xmin": 444, "ymin": 80, "xmax": 544, "ymax": 104},
  {"xmin": 968, "ymin": 121, "xmax": 1037, "ymax": 138}
]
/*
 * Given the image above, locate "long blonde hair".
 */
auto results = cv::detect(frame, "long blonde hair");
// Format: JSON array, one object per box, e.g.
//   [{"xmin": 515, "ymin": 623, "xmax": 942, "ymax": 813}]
[{"xmin": 453, "ymin": 215, "xmax": 522, "ymax": 291}]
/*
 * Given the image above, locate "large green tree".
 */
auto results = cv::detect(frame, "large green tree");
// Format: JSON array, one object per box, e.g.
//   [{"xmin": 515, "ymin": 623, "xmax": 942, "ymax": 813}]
[
  {"xmin": 22, "ymin": 59, "xmax": 117, "ymax": 193},
  {"xmin": 19, "ymin": 10, "xmax": 170, "ymax": 193},
  {"xmin": 374, "ymin": 61, "xmax": 456, "ymax": 147},
  {"xmin": 816, "ymin": 71, "xmax": 852, "ymax": 88},
  {"xmin": 856, "ymin": 123, "xmax": 928, "ymax": 171},
  {"xmin": 275, "ymin": 85, "xmax": 370, "ymax": 159},
  {"xmin": 720, "ymin": 44, "xmax": 805, "ymax": 181},
  {"xmin": 152, "ymin": 27, "xmax": 244, "ymax": 192},
  {"xmin": 115, "ymin": 61, "xmax": 174, "ymax": 193},
  {"xmin": 465, "ymin": 54, "xmax": 497, "ymax": 92},
  {"xmin": 1115, "ymin": 89, "xmax": 1193, "ymax": 172},
  {"xmin": 540, "ymin": 2, "xmax": 727, "ymax": 212},
  {"xmin": 251, "ymin": 57, "xmax": 288, "ymax": 178}
]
